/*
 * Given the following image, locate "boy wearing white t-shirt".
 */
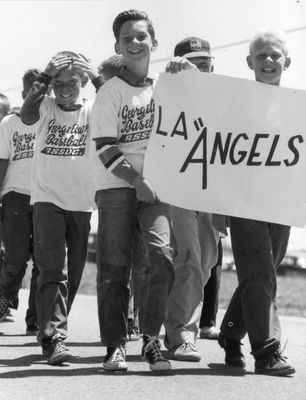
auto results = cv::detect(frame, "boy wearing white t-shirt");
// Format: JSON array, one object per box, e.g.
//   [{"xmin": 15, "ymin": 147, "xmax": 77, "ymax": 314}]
[
  {"xmin": 92, "ymin": 10, "xmax": 175, "ymax": 373},
  {"xmin": 0, "ymin": 70, "xmax": 40, "ymax": 333},
  {"xmin": 20, "ymin": 52, "xmax": 103, "ymax": 365}
]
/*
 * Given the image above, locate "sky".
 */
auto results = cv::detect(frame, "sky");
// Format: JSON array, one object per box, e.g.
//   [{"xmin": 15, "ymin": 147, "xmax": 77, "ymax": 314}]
[
  {"xmin": 0, "ymin": 0, "xmax": 305, "ymax": 105},
  {"xmin": 1, "ymin": 0, "xmax": 306, "ymax": 250}
]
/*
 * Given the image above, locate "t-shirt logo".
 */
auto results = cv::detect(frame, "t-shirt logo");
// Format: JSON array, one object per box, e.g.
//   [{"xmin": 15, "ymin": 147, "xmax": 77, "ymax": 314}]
[
  {"xmin": 119, "ymin": 99, "xmax": 155, "ymax": 143},
  {"xmin": 12, "ymin": 131, "xmax": 35, "ymax": 161},
  {"xmin": 41, "ymin": 119, "xmax": 88, "ymax": 156}
]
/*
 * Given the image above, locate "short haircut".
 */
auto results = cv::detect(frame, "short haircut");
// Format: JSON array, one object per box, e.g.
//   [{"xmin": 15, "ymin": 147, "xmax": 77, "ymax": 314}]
[
  {"xmin": 22, "ymin": 68, "xmax": 41, "ymax": 91},
  {"xmin": 98, "ymin": 55, "xmax": 124, "ymax": 81},
  {"xmin": 112, "ymin": 9, "xmax": 155, "ymax": 41},
  {"xmin": 249, "ymin": 27, "xmax": 289, "ymax": 56},
  {"xmin": 0, "ymin": 93, "xmax": 10, "ymax": 115}
]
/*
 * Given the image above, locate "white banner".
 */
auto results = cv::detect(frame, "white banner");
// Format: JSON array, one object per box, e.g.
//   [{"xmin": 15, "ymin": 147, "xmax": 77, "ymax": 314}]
[{"xmin": 144, "ymin": 71, "xmax": 306, "ymax": 227}]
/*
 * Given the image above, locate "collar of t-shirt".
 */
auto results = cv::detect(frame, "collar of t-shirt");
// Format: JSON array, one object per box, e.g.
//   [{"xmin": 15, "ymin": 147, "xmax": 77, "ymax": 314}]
[
  {"xmin": 118, "ymin": 67, "xmax": 154, "ymax": 87},
  {"xmin": 56, "ymin": 96, "xmax": 85, "ymax": 111}
]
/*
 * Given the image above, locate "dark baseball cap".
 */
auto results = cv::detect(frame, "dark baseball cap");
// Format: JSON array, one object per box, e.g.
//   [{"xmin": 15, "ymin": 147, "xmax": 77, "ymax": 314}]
[{"xmin": 174, "ymin": 37, "xmax": 213, "ymax": 58}]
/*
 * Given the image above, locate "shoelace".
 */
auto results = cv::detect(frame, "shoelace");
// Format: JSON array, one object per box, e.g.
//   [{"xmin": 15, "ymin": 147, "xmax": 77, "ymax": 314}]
[
  {"xmin": 273, "ymin": 339, "xmax": 289, "ymax": 362},
  {"xmin": 0, "ymin": 297, "xmax": 12, "ymax": 314},
  {"xmin": 143, "ymin": 337, "xmax": 163, "ymax": 361},
  {"xmin": 182, "ymin": 342, "xmax": 197, "ymax": 352},
  {"xmin": 51, "ymin": 339, "xmax": 68, "ymax": 355},
  {"xmin": 109, "ymin": 347, "xmax": 125, "ymax": 362}
]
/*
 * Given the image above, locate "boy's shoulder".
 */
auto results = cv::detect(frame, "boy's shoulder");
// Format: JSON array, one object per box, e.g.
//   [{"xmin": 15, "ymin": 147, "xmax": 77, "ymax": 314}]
[{"xmin": 0, "ymin": 113, "xmax": 20, "ymax": 128}]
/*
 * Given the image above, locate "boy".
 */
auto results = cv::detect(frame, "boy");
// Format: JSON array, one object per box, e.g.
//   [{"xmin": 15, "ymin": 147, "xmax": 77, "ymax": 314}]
[
  {"xmin": 0, "ymin": 70, "xmax": 41, "ymax": 334},
  {"xmin": 163, "ymin": 37, "xmax": 220, "ymax": 361},
  {"xmin": 92, "ymin": 10, "xmax": 175, "ymax": 373},
  {"xmin": 218, "ymin": 28, "xmax": 295, "ymax": 376},
  {"xmin": 20, "ymin": 52, "xmax": 103, "ymax": 365}
]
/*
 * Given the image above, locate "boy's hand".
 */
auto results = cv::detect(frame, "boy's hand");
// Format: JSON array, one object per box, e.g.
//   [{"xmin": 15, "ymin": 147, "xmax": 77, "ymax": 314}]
[
  {"xmin": 165, "ymin": 56, "xmax": 198, "ymax": 73},
  {"xmin": 45, "ymin": 55, "xmax": 71, "ymax": 77},
  {"xmin": 72, "ymin": 53, "xmax": 98, "ymax": 81},
  {"xmin": 133, "ymin": 175, "xmax": 157, "ymax": 204}
]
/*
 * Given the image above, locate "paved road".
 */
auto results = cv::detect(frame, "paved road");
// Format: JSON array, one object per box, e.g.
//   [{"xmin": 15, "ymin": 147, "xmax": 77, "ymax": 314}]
[{"xmin": 0, "ymin": 289, "xmax": 305, "ymax": 400}]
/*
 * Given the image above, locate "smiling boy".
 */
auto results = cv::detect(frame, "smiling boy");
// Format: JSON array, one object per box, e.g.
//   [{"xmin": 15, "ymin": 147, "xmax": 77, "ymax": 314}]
[
  {"xmin": 218, "ymin": 28, "xmax": 295, "ymax": 376},
  {"xmin": 92, "ymin": 10, "xmax": 175, "ymax": 373},
  {"xmin": 20, "ymin": 52, "xmax": 103, "ymax": 365}
]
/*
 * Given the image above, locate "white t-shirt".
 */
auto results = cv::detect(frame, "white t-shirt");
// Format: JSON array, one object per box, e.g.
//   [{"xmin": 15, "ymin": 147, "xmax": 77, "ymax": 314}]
[
  {"xmin": 91, "ymin": 75, "xmax": 158, "ymax": 190},
  {"xmin": 31, "ymin": 96, "xmax": 95, "ymax": 211},
  {"xmin": 0, "ymin": 114, "xmax": 37, "ymax": 197}
]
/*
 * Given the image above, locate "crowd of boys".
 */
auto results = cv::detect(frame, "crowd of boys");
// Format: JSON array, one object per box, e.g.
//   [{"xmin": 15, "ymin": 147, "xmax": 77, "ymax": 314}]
[{"xmin": 0, "ymin": 8, "xmax": 296, "ymax": 377}]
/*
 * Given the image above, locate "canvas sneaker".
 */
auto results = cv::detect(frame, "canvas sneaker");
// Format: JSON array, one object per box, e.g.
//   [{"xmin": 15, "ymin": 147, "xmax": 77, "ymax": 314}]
[
  {"xmin": 199, "ymin": 326, "xmax": 220, "ymax": 340},
  {"xmin": 142, "ymin": 336, "xmax": 171, "ymax": 373},
  {"xmin": 0, "ymin": 296, "xmax": 13, "ymax": 322},
  {"xmin": 42, "ymin": 333, "xmax": 71, "ymax": 365},
  {"xmin": 255, "ymin": 350, "xmax": 295, "ymax": 376},
  {"xmin": 170, "ymin": 342, "xmax": 201, "ymax": 362},
  {"xmin": 103, "ymin": 346, "xmax": 128, "ymax": 371}
]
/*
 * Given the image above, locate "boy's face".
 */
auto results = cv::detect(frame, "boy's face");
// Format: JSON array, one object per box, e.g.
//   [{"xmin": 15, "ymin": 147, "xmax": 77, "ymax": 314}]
[
  {"xmin": 247, "ymin": 38, "xmax": 290, "ymax": 85},
  {"xmin": 115, "ymin": 20, "xmax": 157, "ymax": 67},
  {"xmin": 52, "ymin": 68, "xmax": 82, "ymax": 105},
  {"xmin": 188, "ymin": 56, "xmax": 213, "ymax": 73}
]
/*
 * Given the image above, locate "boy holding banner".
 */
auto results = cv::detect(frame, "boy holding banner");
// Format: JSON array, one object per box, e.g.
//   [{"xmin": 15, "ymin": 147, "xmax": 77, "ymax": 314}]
[
  {"xmin": 163, "ymin": 37, "xmax": 220, "ymax": 361},
  {"xmin": 218, "ymin": 28, "xmax": 295, "ymax": 376},
  {"xmin": 92, "ymin": 9, "xmax": 175, "ymax": 373}
]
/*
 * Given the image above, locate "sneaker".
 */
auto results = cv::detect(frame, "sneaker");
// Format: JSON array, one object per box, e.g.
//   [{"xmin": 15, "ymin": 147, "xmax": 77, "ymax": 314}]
[
  {"xmin": 170, "ymin": 342, "xmax": 201, "ymax": 362},
  {"xmin": 103, "ymin": 346, "xmax": 127, "ymax": 371},
  {"xmin": 142, "ymin": 336, "xmax": 172, "ymax": 372},
  {"xmin": 26, "ymin": 324, "xmax": 39, "ymax": 336},
  {"xmin": 255, "ymin": 350, "xmax": 296, "ymax": 376},
  {"xmin": 200, "ymin": 326, "xmax": 220, "ymax": 340},
  {"xmin": 0, "ymin": 296, "xmax": 12, "ymax": 322},
  {"xmin": 42, "ymin": 333, "xmax": 71, "ymax": 365},
  {"xmin": 128, "ymin": 327, "xmax": 140, "ymax": 341},
  {"xmin": 218, "ymin": 333, "xmax": 245, "ymax": 367}
]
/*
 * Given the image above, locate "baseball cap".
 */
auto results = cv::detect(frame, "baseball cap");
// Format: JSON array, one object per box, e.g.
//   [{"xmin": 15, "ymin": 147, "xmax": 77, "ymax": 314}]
[{"xmin": 174, "ymin": 37, "xmax": 213, "ymax": 59}]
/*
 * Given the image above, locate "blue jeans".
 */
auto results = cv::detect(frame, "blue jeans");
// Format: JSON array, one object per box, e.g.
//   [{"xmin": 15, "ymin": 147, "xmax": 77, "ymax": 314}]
[
  {"xmin": 95, "ymin": 188, "xmax": 174, "ymax": 347},
  {"xmin": 33, "ymin": 202, "xmax": 91, "ymax": 343},
  {"xmin": 220, "ymin": 217, "xmax": 290, "ymax": 358},
  {"xmin": 0, "ymin": 191, "xmax": 38, "ymax": 326}
]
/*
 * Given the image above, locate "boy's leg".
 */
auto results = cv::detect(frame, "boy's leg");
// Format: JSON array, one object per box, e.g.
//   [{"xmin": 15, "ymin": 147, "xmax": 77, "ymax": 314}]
[
  {"xmin": 0, "ymin": 192, "xmax": 32, "ymax": 313},
  {"xmin": 164, "ymin": 208, "xmax": 218, "ymax": 354},
  {"xmin": 65, "ymin": 211, "xmax": 91, "ymax": 314},
  {"xmin": 199, "ymin": 261, "xmax": 222, "ymax": 339},
  {"xmin": 25, "ymin": 211, "xmax": 38, "ymax": 333},
  {"xmin": 138, "ymin": 200, "xmax": 174, "ymax": 371},
  {"xmin": 34, "ymin": 202, "xmax": 68, "ymax": 344},
  {"xmin": 96, "ymin": 189, "xmax": 136, "ymax": 349},
  {"xmin": 229, "ymin": 217, "xmax": 281, "ymax": 357}
]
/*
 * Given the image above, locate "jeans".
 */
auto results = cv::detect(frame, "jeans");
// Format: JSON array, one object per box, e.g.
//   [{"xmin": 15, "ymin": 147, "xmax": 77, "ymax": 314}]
[
  {"xmin": 33, "ymin": 202, "xmax": 91, "ymax": 343},
  {"xmin": 220, "ymin": 217, "xmax": 290, "ymax": 358},
  {"xmin": 0, "ymin": 191, "xmax": 38, "ymax": 326},
  {"xmin": 200, "ymin": 240, "xmax": 222, "ymax": 328},
  {"xmin": 95, "ymin": 188, "xmax": 174, "ymax": 348},
  {"xmin": 164, "ymin": 207, "xmax": 220, "ymax": 347}
]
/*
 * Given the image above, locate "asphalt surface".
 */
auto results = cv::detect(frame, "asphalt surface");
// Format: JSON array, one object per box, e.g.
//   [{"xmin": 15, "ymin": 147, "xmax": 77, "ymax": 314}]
[{"xmin": 0, "ymin": 289, "xmax": 305, "ymax": 400}]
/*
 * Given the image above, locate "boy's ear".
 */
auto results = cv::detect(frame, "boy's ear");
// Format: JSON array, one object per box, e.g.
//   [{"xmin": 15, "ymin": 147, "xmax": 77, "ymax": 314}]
[
  {"xmin": 151, "ymin": 39, "xmax": 158, "ymax": 52},
  {"xmin": 284, "ymin": 57, "xmax": 291, "ymax": 70},
  {"xmin": 246, "ymin": 55, "xmax": 254, "ymax": 70},
  {"xmin": 21, "ymin": 90, "xmax": 26, "ymax": 100},
  {"xmin": 114, "ymin": 42, "xmax": 121, "ymax": 55}
]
